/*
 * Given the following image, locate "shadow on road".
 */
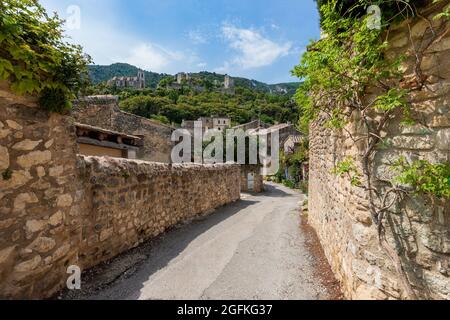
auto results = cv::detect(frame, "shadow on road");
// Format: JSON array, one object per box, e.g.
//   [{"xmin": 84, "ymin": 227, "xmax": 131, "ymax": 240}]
[{"xmin": 60, "ymin": 198, "xmax": 258, "ymax": 300}]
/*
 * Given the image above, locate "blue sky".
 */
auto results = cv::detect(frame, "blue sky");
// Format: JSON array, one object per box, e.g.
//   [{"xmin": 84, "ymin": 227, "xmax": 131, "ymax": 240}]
[{"xmin": 41, "ymin": 0, "xmax": 320, "ymax": 84}]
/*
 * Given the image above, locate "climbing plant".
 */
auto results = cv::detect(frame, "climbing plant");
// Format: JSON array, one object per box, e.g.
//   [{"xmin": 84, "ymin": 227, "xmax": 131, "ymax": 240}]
[
  {"xmin": 0, "ymin": 0, "xmax": 91, "ymax": 113},
  {"xmin": 293, "ymin": 0, "xmax": 449, "ymax": 299}
]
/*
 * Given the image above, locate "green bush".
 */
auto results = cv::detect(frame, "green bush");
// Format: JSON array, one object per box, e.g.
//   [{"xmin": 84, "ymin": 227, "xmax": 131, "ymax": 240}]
[
  {"xmin": 38, "ymin": 87, "xmax": 72, "ymax": 114},
  {"xmin": 0, "ymin": 0, "xmax": 91, "ymax": 112}
]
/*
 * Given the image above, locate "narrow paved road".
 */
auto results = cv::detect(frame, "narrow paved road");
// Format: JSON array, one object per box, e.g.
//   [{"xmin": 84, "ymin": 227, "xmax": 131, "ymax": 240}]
[{"xmin": 62, "ymin": 183, "xmax": 334, "ymax": 300}]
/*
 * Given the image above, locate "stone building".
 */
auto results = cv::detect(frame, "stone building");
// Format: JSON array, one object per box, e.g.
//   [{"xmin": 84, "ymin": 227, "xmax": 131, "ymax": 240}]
[
  {"xmin": 75, "ymin": 123, "xmax": 142, "ymax": 159},
  {"xmin": 168, "ymin": 73, "xmax": 235, "ymax": 94},
  {"xmin": 221, "ymin": 75, "xmax": 236, "ymax": 95},
  {"xmin": 176, "ymin": 72, "xmax": 190, "ymax": 84},
  {"xmin": 284, "ymin": 135, "xmax": 303, "ymax": 154},
  {"xmin": 107, "ymin": 70, "xmax": 146, "ymax": 90},
  {"xmin": 232, "ymin": 119, "xmax": 269, "ymax": 132},
  {"xmin": 181, "ymin": 116, "xmax": 231, "ymax": 133},
  {"xmin": 253, "ymin": 123, "xmax": 298, "ymax": 151},
  {"xmin": 71, "ymin": 96, "xmax": 174, "ymax": 163}
]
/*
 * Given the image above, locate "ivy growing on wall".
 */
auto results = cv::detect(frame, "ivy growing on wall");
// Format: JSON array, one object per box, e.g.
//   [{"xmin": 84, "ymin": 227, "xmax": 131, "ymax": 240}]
[
  {"xmin": 0, "ymin": 0, "xmax": 91, "ymax": 113},
  {"xmin": 293, "ymin": 0, "xmax": 449, "ymax": 299}
]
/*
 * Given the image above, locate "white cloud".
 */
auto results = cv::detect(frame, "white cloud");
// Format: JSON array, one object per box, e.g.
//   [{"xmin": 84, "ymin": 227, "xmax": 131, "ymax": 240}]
[
  {"xmin": 271, "ymin": 23, "xmax": 280, "ymax": 30},
  {"xmin": 213, "ymin": 61, "xmax": 232, "ymax": 74},
  {"xmin": 197, "ymin": 62, "xmax": 207, "ymax": 68},
  {"xmin": 40, "ymin": 1, "xmax": 203, "ymax": 74},
  {"xmin": 188, "ymin": 30, "xmax": 207, "ymax": 44},
  {"xmin": 221, "ymin": 24, "xmax": 292, "ymax": 69},
  {"xmin": 124, "ymin": 43, "xmax": 184, "ymax": 73}
]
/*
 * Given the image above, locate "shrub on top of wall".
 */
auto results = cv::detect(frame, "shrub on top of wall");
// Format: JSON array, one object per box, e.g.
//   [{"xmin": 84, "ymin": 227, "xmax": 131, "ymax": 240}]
[{"xmin": 0, "ymin": 0, "xmax": 91, "ymax": 113}]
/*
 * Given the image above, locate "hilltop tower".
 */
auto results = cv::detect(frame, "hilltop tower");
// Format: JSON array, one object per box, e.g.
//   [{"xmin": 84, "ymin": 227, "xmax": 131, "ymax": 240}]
[
  {"xmin": 137, "ymin": 70, "xmax": 145, "ymax": 89},
  {"xmin": 176, "ymin": 72, "xmax": 190, "ymax": 84},
  {"xmin": 224, "ymin": 75, "xmax": 234, "ymax": 89}
]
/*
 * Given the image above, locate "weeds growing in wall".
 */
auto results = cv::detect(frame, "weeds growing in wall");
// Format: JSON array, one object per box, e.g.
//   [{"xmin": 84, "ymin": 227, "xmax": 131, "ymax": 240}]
[
  {"xmin": 293, "ymin": 0, "xmax": 449, "ymax": 299},
  {"xmin": 0, "ymin": 0, "xmax": 91, "ymax": 113}
]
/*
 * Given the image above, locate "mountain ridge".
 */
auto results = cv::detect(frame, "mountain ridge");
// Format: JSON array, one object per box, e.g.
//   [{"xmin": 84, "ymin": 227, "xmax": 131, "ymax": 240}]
[{"xmin": 88, "ymin": 63, "xmax": 300, "ymax": 95}]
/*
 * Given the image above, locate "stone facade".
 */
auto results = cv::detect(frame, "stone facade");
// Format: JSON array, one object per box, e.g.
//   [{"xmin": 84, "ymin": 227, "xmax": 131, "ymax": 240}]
[
  {"xmin": 71, "ymin": 96, "xmax": 174, "ymax": 163},
  {"xmin": 107, "ymin": 70, "xmax": 146, "ymax": 90},
  {"xmin": 182, "ymin": 116, "xmax": 231, "ymax": 133},
  {"xmin": 308, "ymin": 4, "xmax": 449, "ymax": 300},
  {"xmin": 0, "ymin": 81, "xmax": 241, "ymax": 299},
  {"xmin": 232, "ymin": 120, "xmax": 269, "ymax": 132},
  {"xmin": 0, "ymin": 81, "xmax": 81, "ymax": 299},
  {"xmin": 240, "ymin": 165, "xmax": 264, "ymax": 193}
]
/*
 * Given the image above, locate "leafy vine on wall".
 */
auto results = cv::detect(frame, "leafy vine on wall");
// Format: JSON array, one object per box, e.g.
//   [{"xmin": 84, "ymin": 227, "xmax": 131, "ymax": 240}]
[{"xmin": 293, "ymin": 0, "xmax": 449, "ymax": 299}]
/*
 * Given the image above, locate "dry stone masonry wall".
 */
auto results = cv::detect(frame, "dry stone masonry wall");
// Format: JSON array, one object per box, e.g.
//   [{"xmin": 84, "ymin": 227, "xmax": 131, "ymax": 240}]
[
  {"xmin": 308, "ymin": 4, "xmax": 449, "ymax": 300},
  {"xmin": 0, "ymin": 81, "xmax": 80, "ymax": 298},
  {"xmin": 76, "ymin": 156, "xmax": 241, "ymax": 269}
]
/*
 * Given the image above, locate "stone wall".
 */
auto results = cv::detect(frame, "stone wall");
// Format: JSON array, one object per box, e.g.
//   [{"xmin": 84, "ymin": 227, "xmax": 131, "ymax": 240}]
[
  {"xmin": 75, "ymin": 156, "xmax": 241, "ymax": 269},
  {"xmin": 308, "ymin": 4, "xmax": 449, "ymax": 300},
  {"xmin": 71, "ymin": 96, "xmax": 175, "ymax": 163},
  {"xmin": 1, "ymin": 82, "xmax": 241, "ymax": 298},
  {"xmin": 0, "ymin": 81, "xmax": 81, "ymax": 298}
]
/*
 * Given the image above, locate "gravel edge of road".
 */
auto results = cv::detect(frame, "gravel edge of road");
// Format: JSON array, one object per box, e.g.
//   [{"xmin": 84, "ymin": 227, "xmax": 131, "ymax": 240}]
[{"xmin": 299, "ymin": 211, "xmax": 344, "ymax": 300}]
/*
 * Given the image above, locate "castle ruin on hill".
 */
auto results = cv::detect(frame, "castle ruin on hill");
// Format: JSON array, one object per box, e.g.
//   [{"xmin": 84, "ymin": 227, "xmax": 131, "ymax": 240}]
[{"xmin": 107, "ymin": 70, "xmax": 146, "ymax": 90}]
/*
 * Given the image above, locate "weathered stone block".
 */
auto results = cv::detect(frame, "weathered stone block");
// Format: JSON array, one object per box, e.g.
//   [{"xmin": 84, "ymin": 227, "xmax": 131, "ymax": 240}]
[
  {"xmin": 25, "ymin": 219, "xmax": 47, "ymax": 235},
  {"xmin": 0, "ymin": 246, "xmax": 16, "ymax": 267},
  {"xmin": 0, "ymin": 145, "xmax": 9, "ymax": 171},
  {"xmin": 6, "ymin": 120, "xmax": 22, "ymax": 130},
  {"xmin": 44, "ymin": 139, "xmax": 54, "ymax": 148},
  {"xmin": 36, "ymin": 166, "xmax": 46, "ymax": 178},
  {"xmin": 0, "ymin": 219, "xmax": 15, "ymax": 230},
  {"xmin": 418, "ymin": 225, "xmax": 449, "ymax": 254},
  {"xmin": 12, "ymin": 139, "xmax": 42, "ymax": 151},
  {"xmin": 27, "ymin": 237, "xmax": 56, "ymax": 254},
  {"xmin": 0, "ymin": 129, "xmax": 11, "ymax": 139},
  {"xmin": 391, "ymin": 136, "xmax": 434, "ymax": 150},
  {"xmin": 17, "ymin": 150, "xmax": 52, "ymax": 168},
  {"xmin": 99, "ymin": 228, "xmax": 114, "ymax": 242},
  {"xmin": 14, "ymin": 255, "xmax": 42, "ymax": 273},
  {"xmin": 436, "ymin": 129, "xmax": 450, "ymax": 151},
  {"xmin": 13, "ymin": 193, "xmax": 38, "ymax": 212},
  {"xmin": 49, "ymin": 166, "xmax": 64, "ymax": 177},
  {"xmin": 52, "ymin": 244, "xmax": 70, "ymax": 262},
  {"xmin": 430, "ymin": 114, "xmax": 450, "ymax": 128},
  {"xmin": 354, "ymin": 283, "xmax": 387, "ymax": 300},
  {"xmin": 49, "ymin": 211, "xmax": 64, "ymax": 226},
  {"xmin": 0, "ymin": 170, "xmax": 32, "ymax": 190},
  {"xmin": 400, "ymin": 124, "xmax": 433, "ymax": 135},
  {"xmin": 423, "ymin": 270, "xmax": 450, "ymax": 300},
  {"xmin": 56, "ymin": 194, "xmax": 73, "ymax": 207}
]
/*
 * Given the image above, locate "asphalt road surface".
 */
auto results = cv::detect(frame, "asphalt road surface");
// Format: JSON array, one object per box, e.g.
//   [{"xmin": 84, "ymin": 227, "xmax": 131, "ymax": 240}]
[{"xmin": 62, "ymin": 183, "xmax": 334, "ymax": 300}]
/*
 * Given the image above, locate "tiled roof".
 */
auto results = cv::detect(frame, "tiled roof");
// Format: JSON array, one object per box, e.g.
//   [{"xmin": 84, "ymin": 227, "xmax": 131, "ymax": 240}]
[
  {"xmin": 286, "ymin": 135, "xmax": 303, "ymax": 144},
  {"xmin": 74, "ymin": 123, "xmax": 142, "ymax": 140}
]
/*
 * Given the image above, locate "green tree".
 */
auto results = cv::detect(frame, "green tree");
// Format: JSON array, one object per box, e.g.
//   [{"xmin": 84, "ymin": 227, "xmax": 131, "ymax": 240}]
[{"xmin": 0, "ymin": 0, "xmax": 91, "ymax": 112}]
